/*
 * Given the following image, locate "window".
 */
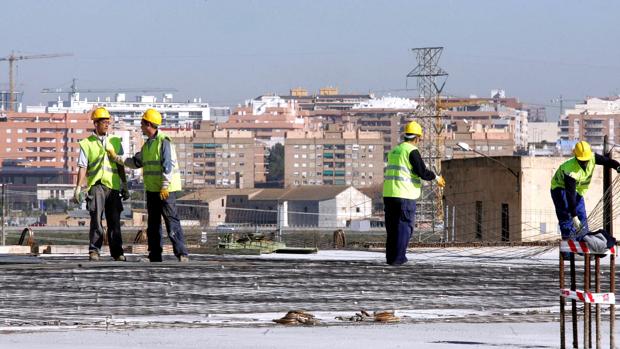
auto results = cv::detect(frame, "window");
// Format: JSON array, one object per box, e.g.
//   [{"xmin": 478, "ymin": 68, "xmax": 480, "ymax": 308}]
[{"xmin": 475, "ymin": 201, "xmax": 482, "ymax": 240}]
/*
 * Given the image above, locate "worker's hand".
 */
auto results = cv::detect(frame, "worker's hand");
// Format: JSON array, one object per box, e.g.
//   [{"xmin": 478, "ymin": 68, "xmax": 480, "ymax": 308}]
[
  {"xmin": 105, "ymin": 142, "xmax": 117, "ymax": 159},
  {"xmin": 572, "ymin": 216, "xmax": 582, "ymax": 231},
  {"xmin": 160, "ymin": 187, "xmax": 169, "ymax": 201},
  {"xmin": 435, "ymin": 175, "xmax": 446, "ymax": 188},
  {"xmin": 73, "ymin": 186, "xmax": 84, "ymax": 204},
  {"xmin": 120, "ymin": 183, "xmax": 130, "ymax": 201}
]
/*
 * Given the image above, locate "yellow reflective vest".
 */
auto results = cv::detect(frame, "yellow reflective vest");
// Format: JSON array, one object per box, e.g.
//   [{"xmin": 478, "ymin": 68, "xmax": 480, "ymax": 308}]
[
  {"xmin": 78, "ymin": 135, "xmax": 122, "ymax": 190},
  {"xmin": 142, "ymin": 131, "xmax": 182, "ymax": 193},
  {"xmin": 551, "ymin": 156, "xmax": 595, "ymax": 196},
  {"xmin": 383, "ymin": 142, "xmax": 422, "ymax": 200}
]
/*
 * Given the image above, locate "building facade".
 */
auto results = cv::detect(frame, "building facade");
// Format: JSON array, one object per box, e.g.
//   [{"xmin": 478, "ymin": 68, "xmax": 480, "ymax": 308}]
[{"xmin": 284, "ymin": 126, "xmax": 384, "ymax": 188}]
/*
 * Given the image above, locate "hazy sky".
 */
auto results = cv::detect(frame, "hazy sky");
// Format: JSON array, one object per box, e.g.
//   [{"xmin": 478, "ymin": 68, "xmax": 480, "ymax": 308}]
[{"xmin": 2, "ymin": 0, "xmax": 619, "ymax": 119}]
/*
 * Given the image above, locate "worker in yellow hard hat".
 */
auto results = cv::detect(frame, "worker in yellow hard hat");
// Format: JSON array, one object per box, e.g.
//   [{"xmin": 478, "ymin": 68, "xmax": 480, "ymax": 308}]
[
  {"xmin": 106, "ymin": 108, "xmax": 189, "ymax": 262},
  {"xmin": 551, "ymin": 140, "xmax": 620, "ymax": 240},
  {"xmin": 74, "ymin": 107, "xmax": 128, "ymax": 261},
  {"xmin": 382, "ymin": 120, "xmax": 445, "ymax": 265}
]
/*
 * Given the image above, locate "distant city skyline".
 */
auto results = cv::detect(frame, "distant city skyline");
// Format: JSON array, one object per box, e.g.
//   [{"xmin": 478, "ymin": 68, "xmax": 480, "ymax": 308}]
[{"xmin": 2, "ymin": 0, "xmax": 619, "ymax": 119}]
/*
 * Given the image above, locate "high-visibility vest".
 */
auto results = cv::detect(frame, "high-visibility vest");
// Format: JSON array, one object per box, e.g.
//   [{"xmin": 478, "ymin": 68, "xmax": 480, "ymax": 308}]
[
  {"xmin": 78, "ymin": 135, "xmax": 122, "ymax": 190},
  {"xmin": 383, "ymin": 142, "xmax": 422, "ymax": 200},
  {"xmin": 142, "ymin": 131, "xmax": 182, "ymax": 193},
  {"xmin": 551, "ymin": 156, "xmax": 595, "ymax": 196}
]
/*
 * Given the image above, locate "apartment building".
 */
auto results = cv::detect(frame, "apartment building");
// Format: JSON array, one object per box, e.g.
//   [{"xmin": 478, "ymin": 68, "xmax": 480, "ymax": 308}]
[
  {"xmin": 281, "ymin": 87, "xmax": 373, "ymax": 111},
  {"xmin": 219, "ymin": 95, "xmax": 313, "ymax": 145},
  {"xmin": 175, "ymin": 122, "xmax": 258, "ymax": 189},
  {"xmin": 28, "ymin": 92, "xmax": 213, "ymax": 128},
  {"xmin": 559, "ymin": 97, "xmax": 620, "ymax": 152},
  {"xmin": 284, "ymin": 125, "xmax": 384, "ymax": 188},
  {"xmin": 0, "ymin": 111, "xmax": 92, "ymax": 210},
  {"xmin": 0, "ymin": 111, "xmax": 91, "ymax": 176},
  {"xmin": 445, "ymin": 121, "xmax": 515, "ymax": 159}
]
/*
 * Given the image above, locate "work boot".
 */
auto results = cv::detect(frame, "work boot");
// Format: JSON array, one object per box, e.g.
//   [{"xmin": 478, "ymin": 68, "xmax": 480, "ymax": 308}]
[
  {"xmin": 113, "ymin": 255, "xmax": 127, "ymax": 262},
  {"xmin": 89, "ymin": 251, "xmax": 100, "ymax": 262},
  {"xmin": 178, "ymin": 255, "xmax": 189, "ymax": 263}
]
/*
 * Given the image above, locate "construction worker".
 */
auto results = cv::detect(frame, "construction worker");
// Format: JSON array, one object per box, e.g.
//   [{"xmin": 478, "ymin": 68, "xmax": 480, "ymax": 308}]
[
  {"xmin": 106, "ymin": 108, "xmax": 189, "ymax": 262},
  {"xmin": 74, "ymin": 107, "xmax": 129, "ymax": 261},
  {"xmin": 550, "ymin": 140, "xmax": 620, "ymax": 240},
  {"xmin": 383, "ymin": 121, "xmax": 445, "ymax": 265}
]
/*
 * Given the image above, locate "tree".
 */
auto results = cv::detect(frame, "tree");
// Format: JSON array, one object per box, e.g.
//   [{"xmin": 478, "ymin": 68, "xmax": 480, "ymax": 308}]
[{"xmin": 266, "ymin": 143, "xmax": 284, "ymax": 187}]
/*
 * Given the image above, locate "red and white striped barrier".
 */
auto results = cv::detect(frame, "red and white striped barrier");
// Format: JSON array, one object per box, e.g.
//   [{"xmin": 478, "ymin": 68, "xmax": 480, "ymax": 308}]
[
  {"xmin": 560, "ymin": 289, "xmax": 615, "ymax": 304},
  {"xmin": 560, "ymin": 239, "xmax": 615, "ymax": 255}
]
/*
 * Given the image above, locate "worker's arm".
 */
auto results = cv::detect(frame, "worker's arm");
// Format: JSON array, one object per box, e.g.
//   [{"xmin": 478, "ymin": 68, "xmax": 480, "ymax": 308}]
[
  {"xmin": 563, "ymin": 174, "xmax": 579, "ymax": 217},
  {"xmin": 595, "ymin": 153, "xmax": 620, "ymax": 171},
  {"xmin": 76, "ymin": 167, "xmax": 86, "ymax": 187},
  {"xmin": 107, "ymin": 146, "xmax": 144, "ymax": 169},
  {"xmin": 74, "ymin": 147, "xmax": 88, "ymax": 202},
  {"xmin": 408, "ymin": 149, "xmax": 437, "ymax": 181}
]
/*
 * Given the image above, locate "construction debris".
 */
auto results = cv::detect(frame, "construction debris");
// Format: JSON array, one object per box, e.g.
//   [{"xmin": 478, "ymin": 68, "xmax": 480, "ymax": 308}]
[
  {"xmin": 374, "ymin": 310, "xmax": 400, "ymax": 323},
  {"xmin": 335, "ymin": 310, "xmax": 400, "ymax": 323},
  {"xmin": 273, "ymin": 310, "xmax": 319, "ymax": 325}
]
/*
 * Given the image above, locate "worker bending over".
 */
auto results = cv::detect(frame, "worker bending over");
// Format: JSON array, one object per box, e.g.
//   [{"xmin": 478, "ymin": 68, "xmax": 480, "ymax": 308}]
[{"xmin": 550, "ymin": 141, "xmax": 620, "ymax": 240}]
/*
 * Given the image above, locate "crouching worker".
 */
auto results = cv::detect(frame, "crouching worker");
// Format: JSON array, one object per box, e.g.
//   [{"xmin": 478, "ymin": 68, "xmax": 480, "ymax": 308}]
[{"xmin": 550, "ymin": 141, "xmax": 620, "ymax": 241}]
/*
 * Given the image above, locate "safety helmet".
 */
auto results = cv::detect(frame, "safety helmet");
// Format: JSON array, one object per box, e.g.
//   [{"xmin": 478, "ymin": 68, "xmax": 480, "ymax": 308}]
[
  {"xmin": 404, "ymin": 121, "xmax": 423, "ymax": 137},
  {"xmin": 142, "ymin": 108, "xmax": 162, "ymax": 126},
  {"xmin": 573, "ymin": 141, "xmax": 593, "ymax": 161},
  {"xmin": 91, "ymin": 107, "xmax": 111, "ymax": 121}
]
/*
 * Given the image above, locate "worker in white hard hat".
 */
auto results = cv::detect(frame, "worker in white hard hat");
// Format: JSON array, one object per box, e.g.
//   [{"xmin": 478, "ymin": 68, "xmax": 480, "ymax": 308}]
[
  {"xmin": 550, "ymin": 140, "xmax": 620, "ymax": 240},
  {"xmin": 74, "ymin": 107, "xmax": 129, "ymax": 262},
  {"xmin": 382, "ymin": 121, "xmax": 445, "ymax": 265},
  {"xmin": 106, "ymin": 109, "xmax": 189, "ymax": 263}
]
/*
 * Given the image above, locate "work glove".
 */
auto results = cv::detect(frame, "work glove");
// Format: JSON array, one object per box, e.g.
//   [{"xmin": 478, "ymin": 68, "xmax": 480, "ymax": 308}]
[
  {"xmin": 73, "ymin": 186, "xmax": 84, "ymax": 204},
  {"xmin": 120, "ymin": 182, "xmax": 130, "ymax": 201},
  {"xmin": 572, "ymin": 216, "xmax": 582, "ymax": 231},
  {"xmin": 160, "ymin": 187, "xmax": 170, "ymax": 201},
  {"xmin": 435, "ymin": 175, "xmax": 446, "ymax": 188},
  {"xmin": 616, "ymin": 166, "xmax": 620, "ymax": 174}
]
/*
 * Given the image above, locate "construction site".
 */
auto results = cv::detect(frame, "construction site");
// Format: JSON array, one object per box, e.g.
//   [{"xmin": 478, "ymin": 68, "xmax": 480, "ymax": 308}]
[{"xmin": 2, "ymin": 40, "xmax": 620, "ymax": 348}]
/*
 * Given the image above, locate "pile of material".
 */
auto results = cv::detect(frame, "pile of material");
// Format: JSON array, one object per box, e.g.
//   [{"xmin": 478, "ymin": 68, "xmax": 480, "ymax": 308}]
[
  {"xmin": 273, "ymin": 310, "xmax": 319, "ymax": 325},
  {"xmin": 336, "ymin": 310, "xmax": 400, "ymax": 323}
]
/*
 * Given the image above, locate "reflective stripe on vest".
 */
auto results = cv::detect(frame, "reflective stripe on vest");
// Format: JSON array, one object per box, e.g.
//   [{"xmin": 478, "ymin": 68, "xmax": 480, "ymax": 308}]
[
  {"xmin": 141, "ymin": 131, "xmax": 182, "ymax": 193},
  {"xmin": 78, "ymin": 135, "xmax": 122, "ymax": 190},
  {"xmin": 550, "ymin": 156, "xmax": 595, "ymax": 196},
  {"xmin": 382, "ymin": 142, "xmax": 422, "ymax": 200}
]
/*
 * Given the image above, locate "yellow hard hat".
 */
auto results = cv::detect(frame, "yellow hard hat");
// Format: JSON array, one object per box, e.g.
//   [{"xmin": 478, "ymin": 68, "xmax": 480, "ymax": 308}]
[
  {"xmin": 91, "ymin": 107, "xmax": 111, "ymax": 121},
  {"xmin": 404, "ymin": 121, "xmax": 423, "ymax": 137},
  {"xmin": 142, "ymin": 108, "xmax": 162, "ymax": 126},
  {"xmin": 573, "ymin": 141, "xmax": 593, "ymax": 161}
]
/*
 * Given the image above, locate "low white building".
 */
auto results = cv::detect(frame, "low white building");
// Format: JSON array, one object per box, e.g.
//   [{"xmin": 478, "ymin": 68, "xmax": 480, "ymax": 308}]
[{"xmin": 27, "ymin": 92, "xmax": 213, "ymax": 128}]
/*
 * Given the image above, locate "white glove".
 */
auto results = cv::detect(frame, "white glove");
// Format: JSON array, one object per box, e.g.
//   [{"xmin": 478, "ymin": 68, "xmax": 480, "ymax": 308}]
[{"xmin": 572, "ymin": 216, "xmax": 582, "ymax": 231}]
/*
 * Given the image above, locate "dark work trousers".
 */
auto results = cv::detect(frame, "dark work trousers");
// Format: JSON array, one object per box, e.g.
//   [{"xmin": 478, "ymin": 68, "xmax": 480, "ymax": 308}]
[
  {"xmin": 86, "ymin": 183, "xmax": 124, "ymax": 258},
  {"xmin": 145, "ymin": 191, "xmax": 189, "ymax": 261},
  {"xmin": 383, "ymin": 197, "xmax": 416, "ymax": 265},
  {"xmin": 550, "ymin": 188, "xmax": 589, "ymax": 240}
]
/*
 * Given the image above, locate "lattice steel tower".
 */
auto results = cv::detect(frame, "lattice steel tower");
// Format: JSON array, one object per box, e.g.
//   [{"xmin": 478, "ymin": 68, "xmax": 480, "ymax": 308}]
[{"xmin": 406, "ymin": 47, "xmax": 448, "ymax": 240}]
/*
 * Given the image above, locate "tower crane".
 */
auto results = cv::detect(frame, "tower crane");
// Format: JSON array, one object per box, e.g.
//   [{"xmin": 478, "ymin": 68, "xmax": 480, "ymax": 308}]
[{"xmin": 0, "ymin": 52, "xmax": 72, "ymax": 111}]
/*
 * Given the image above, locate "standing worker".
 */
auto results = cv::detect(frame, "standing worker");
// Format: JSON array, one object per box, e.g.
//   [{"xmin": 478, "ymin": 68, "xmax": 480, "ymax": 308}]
[
  {"xmin": 106, "ymin": 108, "xmax": 189, "ymax": 262},
  {"xmin": 383, "ymin": 121, "xmax": 445, "ymax": 265},
  {"xmin": 74, "ymin": 107, "xmax": 129, "ymax": 261},
  {"xmin": 550, "ymin": 140, "xmax": 620, "ymax": 240}
]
